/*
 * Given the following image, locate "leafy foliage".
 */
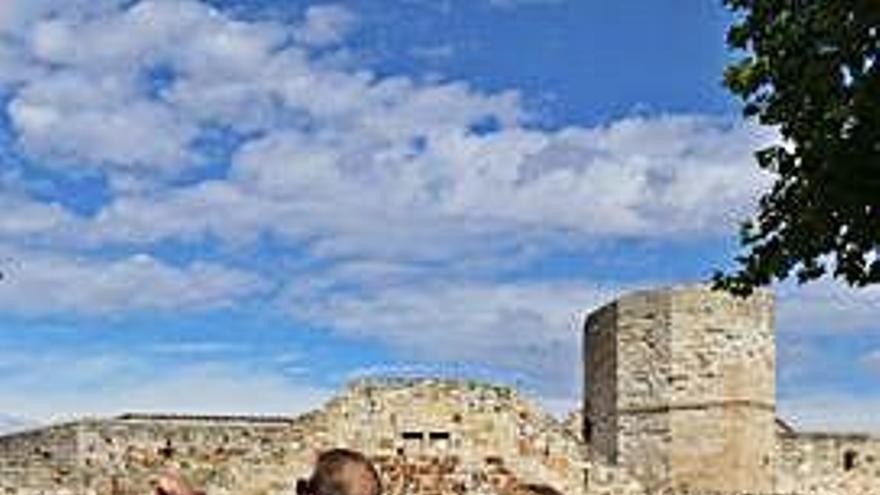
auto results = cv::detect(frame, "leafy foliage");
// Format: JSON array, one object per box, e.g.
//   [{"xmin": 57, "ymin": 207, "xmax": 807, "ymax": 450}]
[{"xmin": 715, "ymin": 0, "xmax": 880, "ymax": 295}]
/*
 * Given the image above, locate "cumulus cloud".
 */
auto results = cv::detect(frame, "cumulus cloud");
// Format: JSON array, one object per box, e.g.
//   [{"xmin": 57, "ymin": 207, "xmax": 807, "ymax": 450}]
[
  {"xmin": 0, "ymin": 191, "xmax": 75, "ymax": 240},
  {"xmin": 73, "ymin": 114, "xmax": 772, "ymax": 266},
  {"xmin": 0, "ymin": 0, "xmax": 128, "ymax": 36},
  {"xmin": 777, "ymin": 280, "xmax": 880, "ymax": 334},
  {"xmin": 0, "ymin": 413, "xmax": 34, "ymax": 434},
  {"xmin": 0, "ymin": 350, "xmax": 331, "ymax": 422},
  {"xmin": 283, "ymin": 278, "xmax": 637, "ymax": 397},
  {"xmin": 294, "ymin": 4, "xmax": 358, "ymax": 47},
  {"xmin": 0, "ymin": 246, "xmax": 268, "ymax": 315},
  {"xmin": 7, "ymin": 0, "xmax": 286, "ymax": 174},
  {"xmin": 0, "ymin": 0, "xmax": 774, "ymax": 261}
]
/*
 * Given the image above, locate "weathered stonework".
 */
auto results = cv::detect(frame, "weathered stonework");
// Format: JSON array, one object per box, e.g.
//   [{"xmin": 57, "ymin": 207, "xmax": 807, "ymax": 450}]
[
  {"xmin": 583, "ymin": 284, "xmax": 880, "ymax": 494},
  {"xmin": 775, "ymin": 431, "xmax": 880, "ymax": 494},
  {"xmin": 585, "ymin": 286, "xmax": 776, "ymax": 493},
  {"xmin": 2, "ymin": 284, "xmax": 879, "ymax": 495},
  {"xmin": 0, "ymin": 379, "xmax": 642, "ymax": 495}
]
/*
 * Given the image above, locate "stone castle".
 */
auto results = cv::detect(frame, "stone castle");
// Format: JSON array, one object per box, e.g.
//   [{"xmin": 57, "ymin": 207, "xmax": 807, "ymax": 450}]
[{"xmin": 2, "ymin": 285, "xmax": 879, "ymax": 494}]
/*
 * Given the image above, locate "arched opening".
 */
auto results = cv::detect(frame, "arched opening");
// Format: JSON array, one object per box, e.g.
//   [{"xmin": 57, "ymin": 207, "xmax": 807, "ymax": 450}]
[{"xmin": 843, "ymin": 450, "xmax": 858, "ymax": 471}]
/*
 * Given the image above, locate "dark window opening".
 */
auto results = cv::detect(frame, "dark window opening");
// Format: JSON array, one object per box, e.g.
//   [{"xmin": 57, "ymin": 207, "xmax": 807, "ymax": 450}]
[
  {"xmin": 401, "ymin": 432, "xmax": 423, "ymax": 440},
  {"xmin": 844, "ymin": 450, "xmax": 858, "ymax": 471},
  {"xmin": 429, "ymin": 432, "xmax": 450, "ymax": 440}
]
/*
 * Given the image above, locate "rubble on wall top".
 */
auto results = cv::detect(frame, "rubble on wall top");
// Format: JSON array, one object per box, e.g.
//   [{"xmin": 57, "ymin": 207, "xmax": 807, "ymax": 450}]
[
  {"xmin": 114, "ymin": 413, "xmax": 295, "ymax": 425},
  {"xmin": 346, "ymin": 375, "xmax": 518, "ymax": 396}
]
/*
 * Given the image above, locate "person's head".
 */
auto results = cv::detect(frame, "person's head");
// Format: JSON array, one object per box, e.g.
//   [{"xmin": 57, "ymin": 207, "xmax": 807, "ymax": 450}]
[
  {"xmin": 512, "ymin": 483, "xmax": 564, "ymax": 495},
  {"xmin": 296, "ymin": 449, "xmax": 382, "ymax": 495}
]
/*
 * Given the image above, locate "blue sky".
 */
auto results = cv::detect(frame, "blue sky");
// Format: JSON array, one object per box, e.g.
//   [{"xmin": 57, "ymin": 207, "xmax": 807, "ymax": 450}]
[{"xmin": 0, "ymin": 0, "xmax": 878, "ymax": 432}]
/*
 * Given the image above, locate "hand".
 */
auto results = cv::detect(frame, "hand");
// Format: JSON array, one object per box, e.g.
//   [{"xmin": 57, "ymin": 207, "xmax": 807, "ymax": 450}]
[{"xmin": 156, "ymin": 469, "xmax": 203, "ymax": 495}]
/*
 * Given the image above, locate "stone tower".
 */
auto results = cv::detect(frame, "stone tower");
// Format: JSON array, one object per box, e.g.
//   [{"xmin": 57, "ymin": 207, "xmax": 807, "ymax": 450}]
[{"xmin": 583, "ymin": 285, "xmax": 776, "ymax": 493}]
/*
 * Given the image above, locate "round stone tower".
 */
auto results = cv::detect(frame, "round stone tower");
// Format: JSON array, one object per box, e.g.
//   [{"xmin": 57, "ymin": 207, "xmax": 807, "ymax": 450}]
[{"xmin": 582, "ymin": 285, "xmax": 776, "ymax": 493}]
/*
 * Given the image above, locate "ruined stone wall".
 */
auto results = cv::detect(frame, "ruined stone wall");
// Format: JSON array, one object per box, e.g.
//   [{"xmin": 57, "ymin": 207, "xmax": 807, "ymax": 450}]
[
  {"xmin": 315, "ymin": 379, "xmax": 643, "ymax": 495},
  {"xmin": 0, "ymin": 415, "xmax": 316, "ymax": 495},
  {"xmin": 0, "ymin": 379, "xmax": 644, "ymax": 495},
  {"xmin": 0, "ymin": 423, "xmax": 79, "ymax": 466},
  {"xmin": 0, "ymin": 422, "xmax": 84, "ymax": 493},
  {"xmin": 775, "ymin": 432, "xmax": 880, "ymax": 494},
  {"xmin": 562, "ymin": 410, "xmax": 583, "ymax": 443}
]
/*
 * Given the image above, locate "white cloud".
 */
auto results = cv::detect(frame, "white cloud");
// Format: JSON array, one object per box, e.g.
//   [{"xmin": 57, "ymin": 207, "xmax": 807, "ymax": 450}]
[
  {"xmin": 1, "ymin": 0, "xmax": 774, "ymax": 257},
  {"xmin": 73, "ymin": 114, "xmax": 772, "ymax": 268},
  {"xmin": 0, "ymin": 191, "xmax": 75, "ymax": 240},
  {"xmin": 0, "ymin": 246, "xmax": 268, "ymax": 315},
  {"xmin": 0, "ymin": 0, "xmax": 790, "ymax": 388},
  {"xmin": 283, "ymin": 278, "xmax": 637, "ymax": 397},
  {"xmin": 779, "ymin": 392, "xmax": 880, "ymax": 434},
  {"xmin": 10, "ymin": 86, "xmax": 198, "ymax": 172},
  {"xmin": 777, "ymin": 280, "xmax": 880, "ymax": 334},
  {"xmin": 294, "ymin": 4, "xmax": 358, "ymax": 47},
  {"xmin": 0, "ymin": 413, "xmax": 35, "ymax": 434},
  {"xmin": 7, "ymin": 0, "xmax": 289, "ymax": 175},
  {"xmin": 0, "ymin": 351, "xmax": 331, "ymax": 423},
  {"xmin": 0, "ymin": 0, "xmax": 128, "ymax": 36}
]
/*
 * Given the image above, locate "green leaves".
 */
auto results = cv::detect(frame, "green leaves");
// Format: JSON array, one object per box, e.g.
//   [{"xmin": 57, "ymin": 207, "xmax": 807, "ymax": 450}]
[{"xmin": 715, "ymin": 0, "xmax": 880, "ymax": 296}]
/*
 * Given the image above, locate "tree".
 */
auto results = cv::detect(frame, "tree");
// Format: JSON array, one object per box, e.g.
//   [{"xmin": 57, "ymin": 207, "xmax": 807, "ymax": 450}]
[{"xmin": 714, "ymin": 0, "xmax": 880, "ymax": 295}]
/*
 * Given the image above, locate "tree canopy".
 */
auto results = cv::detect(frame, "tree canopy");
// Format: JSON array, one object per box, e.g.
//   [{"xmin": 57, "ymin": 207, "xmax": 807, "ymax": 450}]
[{"xmin": 714, "ymin": 0, "xmax": 880, "ymax": 295}]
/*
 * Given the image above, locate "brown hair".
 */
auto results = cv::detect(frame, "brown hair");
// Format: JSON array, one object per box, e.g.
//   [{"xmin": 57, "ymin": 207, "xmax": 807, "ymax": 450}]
[
  {"xmin": 297, "ymin": 449, "xmax": 382, "ymax": 495},
  {"xmin": 513, "ymin": 484, "xmax": 564, "ymax": 495}
]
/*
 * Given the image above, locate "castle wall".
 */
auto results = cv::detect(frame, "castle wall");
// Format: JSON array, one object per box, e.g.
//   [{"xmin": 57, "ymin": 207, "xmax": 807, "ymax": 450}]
[
  {"xmin": 316, "ymin": 379, "xmax": 643, "ymax": 495},
  {"xmin": 0, "ymin": 380, "xmax": 644, "ymax": 495},
  {"xmin": 0, "ymin": 416, "xmax": 309, "ymax": 495},
  {"xmin": 775, "ymin": 432, "xmax": 880, "ymax": 494},
  {"xmin": 0, "ymin": 422, "xmax": 84, "ymax": 493},
  {"xmin": 0, "ymin": 422, "xmax": 79, "ymax": 467}
]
